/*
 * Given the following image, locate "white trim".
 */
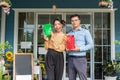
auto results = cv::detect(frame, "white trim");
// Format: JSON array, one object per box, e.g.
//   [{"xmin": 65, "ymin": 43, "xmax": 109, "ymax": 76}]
[
  {"xmin": 1, "ymin": 10, "xmax": 6, "ymax": 42},
  {"xmin": 111, "ymin": 11, "xmax": 115, "ymax": 60},
  {"xmin": 14, "ymin": 11, "xmax": 18, "ymax": 53},
  {"xmin": 34, "ymin": 12, "xmax": 38, "ymax": 59},
  {"xmin": 13, "ymin": 8, "xmax": 117, "ymax": 13}
]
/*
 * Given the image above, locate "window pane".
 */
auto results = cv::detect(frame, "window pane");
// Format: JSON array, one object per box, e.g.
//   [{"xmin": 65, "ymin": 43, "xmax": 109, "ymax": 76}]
[
  {"xmin": 95, "ymin": 46, "xmax": 102, "ymax": 62},
  {"xmin": 95, "ymin": 63, "xmax": 102, "ymax": 79},
  {"xmin": 18, "ymin": 12, "xmax": 34, "ymax": 53},
  {"xmin": 103, "ymin": 30, "xmax": 110, "ymax": 45},
  {"xmin": 103, "ymin": 46, "xmax": 111, "ymax": 61},
  {"xmin": 18, "ymin": 45, "xmax": 33, "ymax": 53},
  {"xmin": 94, "ymin": 13, "xmax": 102, "ymax": 28},
  {"xmin": 94, "ymin": 30, "xmax": 102, "ymax": 45},
  {"xmin": 103, "ymin": 13, "xmax": 110, "ymax": 28}
]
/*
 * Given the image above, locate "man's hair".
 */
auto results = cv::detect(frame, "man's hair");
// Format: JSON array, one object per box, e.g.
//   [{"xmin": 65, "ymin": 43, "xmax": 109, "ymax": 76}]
[{"xmin": 70, "ymin": 14, "xmax": 80, "ymax": 20}]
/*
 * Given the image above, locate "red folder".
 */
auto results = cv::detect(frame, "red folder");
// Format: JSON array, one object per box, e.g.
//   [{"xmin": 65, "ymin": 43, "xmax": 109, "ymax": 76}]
[{"xmin": 66, "ymin": 35, "xmax": 75, "ymax": 50}]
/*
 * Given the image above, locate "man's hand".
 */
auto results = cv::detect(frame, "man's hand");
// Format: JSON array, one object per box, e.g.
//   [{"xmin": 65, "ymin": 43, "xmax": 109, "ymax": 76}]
[
  {"xmin": 66, "ymin": 46, "xmax": 80, "ymax": 52},
  {"xmin": 71, "ymin": 46, "xmax": 80, "ymax": 52}
]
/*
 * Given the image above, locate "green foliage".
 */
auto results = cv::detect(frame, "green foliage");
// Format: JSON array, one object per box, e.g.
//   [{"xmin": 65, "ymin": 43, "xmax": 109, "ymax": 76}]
[
  {"xmin": 103, "ymin": 60, "xmax": 120, "ymax": 76},
  {"xmin": 115, "ymin": 40, "xmax": 120, "ymax": 45},
  {"xmin": 0, "ymin": 41, "xmax": 12, "ymax": 57},
  {"xmin": 105, "ymin": 0, "xmax": 111, "ymax": 3},
  {"xmin": 103, "ymin": 39, "xmax": 120, "ymax": 76}
]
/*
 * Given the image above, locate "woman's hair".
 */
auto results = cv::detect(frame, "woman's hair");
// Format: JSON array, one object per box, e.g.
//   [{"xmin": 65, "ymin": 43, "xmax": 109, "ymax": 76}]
[{"xmin": 53, "ymin": 18, "xmax": 66, "ymax": 26}]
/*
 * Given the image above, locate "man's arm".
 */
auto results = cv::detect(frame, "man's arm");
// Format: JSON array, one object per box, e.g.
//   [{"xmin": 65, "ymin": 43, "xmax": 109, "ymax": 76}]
[{"xmin": 79, "ymin": 30, "xmax": 94, "ymax": 52}]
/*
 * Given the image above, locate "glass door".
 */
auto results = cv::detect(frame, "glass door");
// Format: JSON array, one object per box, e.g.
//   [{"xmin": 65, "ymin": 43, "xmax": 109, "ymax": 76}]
[
  {"xmin": 94, "ymin": 12, "xmax": 111, "ymax": 80},
  {"xmin": 35, "ymin": 13, "xmax": 94, "ymax": 80}
]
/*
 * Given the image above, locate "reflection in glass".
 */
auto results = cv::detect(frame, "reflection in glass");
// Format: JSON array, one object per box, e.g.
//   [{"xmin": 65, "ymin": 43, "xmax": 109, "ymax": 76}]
[
  {"xmin": 38, "ymin": 25, "xmax": 44, "ymax": 46},
  {"xmin": 18, "ymin": 29, "xmax": 34, "ymax": 44},
  {"xmin": 103, "ymin": 46, "xmax": 111, "ymax": 61},
  {"xmin": 66, "ymin": 24, "xmax": 73, "ymax": 33},
  {"xmin": 86, "ymin": 50, "xmax": 90, "ymax": 62},
  {"xmin": 103, "ymin": 30, "xmax": 110, "ymax": 45},
  {"xmin": 94, "ymin": 30, "xmax": 102, "ymax": 45},
  {"xmin": 103, "ymin": 13, "xmax": 110, "ymax": 28},
  {"xmin": 94, "ymin": 13, "xmax": 102, "ymax": 28},
  {"xmin": 95, "ymin": 46, "xmax": 102, "ymax": 62},
  {"xmin": 38, "ymin": 14, "xmax": 62, "ymax": 24},
  {"xmin": 38, "ymin": 54, "xmax": 46, "ymax": 62},
  {"xmin": 18, "ymin": 29, "xmax": 25, "ymax": 43},
  {"xmin": 94, "ymin": 13, "xmax": 110, "ymax": 29},
  {"xmin": 18, "ymin": 12, "xmax": 34, "ymax": 53},
  {"xmin": 95, "ymin": 63, "xmax": 102, "ymax": 79},
  {"xmin": 18, "ymin": 45, "xmax": 33, "ymax": 53},
  {"xmin": 87, "ymin": 63, "xmax": 90, "ymax": 77},
  {"xmin": 66, "ymin": 63, "xmax": 68, "ymax": 77}
]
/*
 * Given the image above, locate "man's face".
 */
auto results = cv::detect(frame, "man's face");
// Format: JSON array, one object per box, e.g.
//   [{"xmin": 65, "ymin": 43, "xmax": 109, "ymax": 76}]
[{"xmin": 71, "ymin": 16, "xmax": 80, "ymax": 28}]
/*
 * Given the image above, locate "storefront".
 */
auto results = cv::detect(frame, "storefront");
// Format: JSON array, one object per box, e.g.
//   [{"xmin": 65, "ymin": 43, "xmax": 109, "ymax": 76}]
[{"xmin": 13, "ymin": 8, "xmax": 116, "ymax": 80}]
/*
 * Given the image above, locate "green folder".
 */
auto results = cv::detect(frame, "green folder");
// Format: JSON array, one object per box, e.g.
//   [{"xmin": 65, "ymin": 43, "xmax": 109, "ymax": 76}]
[{"xmin": 43, "ymin": 23, "xmax": 52, "ymax": 38}]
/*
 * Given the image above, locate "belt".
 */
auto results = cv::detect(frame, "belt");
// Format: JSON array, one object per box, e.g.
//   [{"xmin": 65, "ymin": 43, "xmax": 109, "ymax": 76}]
[{"xmin": 69, "ymin": 56, "xmax": 86, "ymax": 58}]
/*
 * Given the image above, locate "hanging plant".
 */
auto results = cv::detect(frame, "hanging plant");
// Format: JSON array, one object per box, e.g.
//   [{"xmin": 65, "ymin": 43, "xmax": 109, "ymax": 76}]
[
  {"xmin": 0, "ymin": 0, "xmax": 12, "ymax": 14},
  {"xmin": 99, "ymin": 0, "xmax": 113, "ymax": 9},
  {"xmin": 0, "ymin": 0, "xmax": 12, "ymax": 7},
  {"xmin": 99, "ymin": 0, "xmax": 109, "ymax": 7}
]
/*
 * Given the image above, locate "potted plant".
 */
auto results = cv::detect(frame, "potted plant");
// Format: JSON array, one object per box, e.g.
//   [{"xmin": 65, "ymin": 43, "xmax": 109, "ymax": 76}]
[
  {"xmin": 103, "ymin": 60, "xmax": 120, "ymax": 80},
  {"xmin": 0, "ymin": 0, "xmax": 12, "ymax": 14},
  {"xmin": 103, "ymin": 40, "xmax": 120, "ymax": 80},
  {"xmin": 99, "ymin": 0, "xmax": 109, "ymax": 7},
  {"xmin": 0, "ymin": 0, "xmax": 12, "ymax": 7}
]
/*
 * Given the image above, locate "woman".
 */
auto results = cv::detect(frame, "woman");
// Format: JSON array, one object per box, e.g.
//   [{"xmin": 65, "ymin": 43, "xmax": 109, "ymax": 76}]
[{"xmin": 44, "ymin": 18, "xmax": 66, "ymax": 80}]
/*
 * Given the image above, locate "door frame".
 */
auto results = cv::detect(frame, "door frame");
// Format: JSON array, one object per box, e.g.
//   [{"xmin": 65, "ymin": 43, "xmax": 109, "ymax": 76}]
[{"xmin": 13, "ymin": 8, "xmax": 116, "ymax": 80}]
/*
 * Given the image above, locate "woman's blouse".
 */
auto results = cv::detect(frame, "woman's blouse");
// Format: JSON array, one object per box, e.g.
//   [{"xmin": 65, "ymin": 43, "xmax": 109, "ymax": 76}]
[{"xmin": 44, "ymin": 33, "xmax": 66, "ymax": 52}]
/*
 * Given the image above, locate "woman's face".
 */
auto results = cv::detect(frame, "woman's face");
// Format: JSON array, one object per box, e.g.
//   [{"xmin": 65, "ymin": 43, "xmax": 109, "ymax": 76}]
[{"xmin": 54, "ymin": 20, "xmax": 63, "ymax": 32}]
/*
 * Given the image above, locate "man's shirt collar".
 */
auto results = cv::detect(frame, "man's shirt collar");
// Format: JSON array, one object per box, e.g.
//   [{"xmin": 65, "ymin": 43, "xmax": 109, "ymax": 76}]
[{"xmin": 72, "ymin": 27, "xmax": 82, "ymax": 32}]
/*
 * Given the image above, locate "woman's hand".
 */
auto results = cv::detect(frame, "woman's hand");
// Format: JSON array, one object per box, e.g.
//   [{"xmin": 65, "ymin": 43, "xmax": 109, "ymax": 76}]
[{"xmin": 44, "ymin": 35, "xmax": 49, "ymax": 41}]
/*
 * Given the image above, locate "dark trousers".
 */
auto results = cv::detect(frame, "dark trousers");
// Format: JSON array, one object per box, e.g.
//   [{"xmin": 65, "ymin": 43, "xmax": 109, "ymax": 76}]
[
  {"xmin": 68, "ymin": 57, "xmax": 87, "ymax": 80},
  {"xmin": 45, "ymin": 48, "xmax": 64, "ymax": 80}
]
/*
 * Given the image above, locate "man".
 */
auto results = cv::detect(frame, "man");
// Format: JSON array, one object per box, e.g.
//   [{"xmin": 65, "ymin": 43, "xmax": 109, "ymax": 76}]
[{"xmin": 67, "ymin": 14, "xmax": 94, "ymax": 80}]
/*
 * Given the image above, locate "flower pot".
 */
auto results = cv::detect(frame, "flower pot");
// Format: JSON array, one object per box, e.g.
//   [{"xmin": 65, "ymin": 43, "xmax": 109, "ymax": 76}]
[
  {"xmin": 104, "ymin": 76, "xmax": 117, "ymax": 80},
  {"xmin": 0, "ymin": 1, "xmax": 10, "ymax": 7},
  {"xmin": 99, "ymin": 1, "xmax": 108, "ymax": 7}
]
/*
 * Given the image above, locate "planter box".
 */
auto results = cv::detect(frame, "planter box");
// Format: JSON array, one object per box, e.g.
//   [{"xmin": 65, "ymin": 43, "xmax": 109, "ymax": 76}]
[{"xmin": 104, "ymin": 76, "xmax": 117, "ymax": 80}]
